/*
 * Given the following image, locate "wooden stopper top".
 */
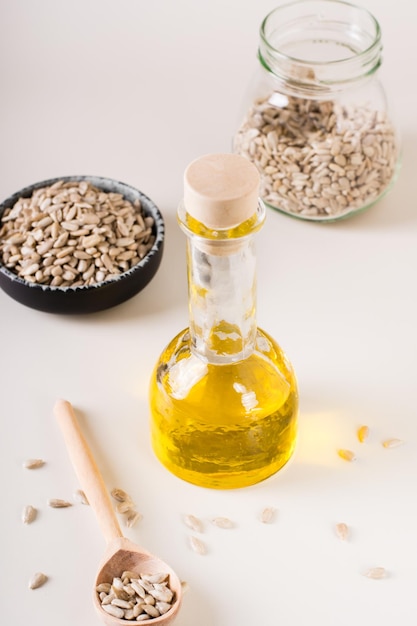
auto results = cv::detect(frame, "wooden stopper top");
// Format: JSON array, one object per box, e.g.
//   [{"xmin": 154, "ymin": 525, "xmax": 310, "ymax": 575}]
[{"xmin": 183, "ymin": 153, "xmax": 260, "ymax": 229}]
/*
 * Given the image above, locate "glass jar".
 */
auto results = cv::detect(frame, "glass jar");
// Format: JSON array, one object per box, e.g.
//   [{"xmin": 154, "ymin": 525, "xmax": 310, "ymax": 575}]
[
  {"xmin": 233, "ymin": 0, "xmax": 401, "ymax": 222},
  {"xmin": 149, "ymin": 154, "xmax": 298, "ymax": 489}
]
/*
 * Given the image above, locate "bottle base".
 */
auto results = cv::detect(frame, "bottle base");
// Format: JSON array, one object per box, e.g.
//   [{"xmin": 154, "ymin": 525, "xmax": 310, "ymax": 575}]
[{"xmin": 152, "ymin": 439, "xmax": 297, "ymax": 489}]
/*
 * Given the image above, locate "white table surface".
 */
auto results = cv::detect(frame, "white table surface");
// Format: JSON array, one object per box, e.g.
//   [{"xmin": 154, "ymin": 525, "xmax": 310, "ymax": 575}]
[{"xmin": 1, "ymin": 1, "xmax": 416, "ymax": 625}]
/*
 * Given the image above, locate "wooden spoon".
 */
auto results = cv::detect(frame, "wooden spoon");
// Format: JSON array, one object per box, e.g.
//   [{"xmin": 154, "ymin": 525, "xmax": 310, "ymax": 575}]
[{"xmin": 54, "ymin": 399, "xmax": 182, "ymax": 626}]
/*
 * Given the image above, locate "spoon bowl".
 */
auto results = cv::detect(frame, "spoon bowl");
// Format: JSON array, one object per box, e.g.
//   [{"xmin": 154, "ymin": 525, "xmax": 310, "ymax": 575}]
[
  {"xmin": 93, "ymin": 537, "xmax": 182, "ymax": 625},
  {"xmin": 54, "ymin": 399, "xmax": 182, "ymax": 626}
]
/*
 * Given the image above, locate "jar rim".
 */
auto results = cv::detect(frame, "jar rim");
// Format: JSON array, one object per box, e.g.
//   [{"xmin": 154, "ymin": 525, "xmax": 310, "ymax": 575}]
[{"xmin": 259, "ymin": 0, "xmax": 382, "ymax": 91}]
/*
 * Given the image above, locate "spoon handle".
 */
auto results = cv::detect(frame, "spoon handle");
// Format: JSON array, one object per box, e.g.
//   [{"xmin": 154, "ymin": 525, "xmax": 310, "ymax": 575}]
[{"xmin": 54, "ymin": 399, "xmax": 123, "ymax": 544}]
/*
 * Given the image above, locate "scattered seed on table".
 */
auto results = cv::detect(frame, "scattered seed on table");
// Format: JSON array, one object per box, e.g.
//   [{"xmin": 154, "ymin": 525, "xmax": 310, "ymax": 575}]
[
  {"xmin": 124, "ymin": 508, "xmax": 143, "ymax": 528},
  {"xmin": 111, "ymin": 487, "xmax": 132, "ymax": 503},
  {"xmin": 211, "ymin": 516, "xmax": 235, "ymax": 529},
  {"xmin": 335, "ymin": 522, "xmax": 349, "ymax": 541},
  {"xmin": 382, "ymin": 438, "xmax": 404, "ymax": 449},
  {"xmin": 74, "ymin": 489, "xmax": 89, "ymax": 505},
  {"xmin": 22, "ymin": 505, "xmax": 37, "ymax": 524},
  {"xmin": 362, "ymin": 567, "xmax": 388, "ymax": 580},
  {"xmin": 23, "ymin": 458, "xmax": 45, "ymax": 470},
  {"xmin": 47, "ymin": 498, "xmax": 72, "ymax": 508},
  {"xmin": 116, "ymin": 500, "xmax": 133, "ymax": 514},
  {"xmin": 28, "ymin": 572, "xmax": 48, "ymax": 589},
  {"xmin": 183, "ymin": 514, "xmax": 204, "ymax": 533},
  {"xmin": 357, "ymin": 425, "xmax": 370, "ymax": 443},
  {"xmin": 189, "ymin": 535, "xmax": 207, "ymax": 555},
  {"xmin": 337, "ymin": 449, "xmax": 356, "ymax": 462},
  {"xmin": 259, "ymin": 507, "xmax": 276, "ymax": 523}
]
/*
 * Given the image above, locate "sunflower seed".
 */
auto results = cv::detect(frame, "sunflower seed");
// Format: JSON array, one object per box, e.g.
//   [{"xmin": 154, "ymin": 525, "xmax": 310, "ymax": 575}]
[
  {"xmin": 141, "ymin": 574, "xmax": 168, "ymax": 584},
  {"xmin": 143, "ymin": 605, "xmax": 160, "ymax": 618},
  {"xmin": 337, "ymin": 449, "xmax": 356, "ymax": 462},
  {"xmin": 124, "ymin": 508, "xmax": 143, "ymax": 528},
  {"xmin": 211, "ymin": 517, "xmax": 235, "ymax": 529},
  {"xmin": 363, "ymin": 567, "xmax": 387, "ymax": 580},
  {"xmin": 357, "ymin": 425, "xmax": 370, "ymax": 443},
  {"xmin": 48, "ymin": 498, "xmax": 73, "ymax": 508},
  {"xmin": 74, "ymin": 489, "xmax": 89, "ymax": 505},
  {"xmin": 335, "ymin": 522, "xmax": 349, "ymax": 541},
  {"xmin": 259, "ymin": 507, "xmax": 276, "ymax": 523},
  {"xmin": 23, "ymin": 458, "xmax": 45, "ymax": 470},
  {"xmin": 382, "ymin": 438, "xmax": 404, "ymax": 449},
  {"xmin": 189, "ymin": 535, "xmax": 207, "ymax": 555},
  {"xmin": 111, "ymin": 487, "xmax": 132, "ymax": 503},
  {"xmin": 183, "ymin": 514, "xmax": 204, "ymax": 533},
  {"xmin": 29, "ymin": 572, "xmax": 48, "ymax": 589},
  {"xmin": 102, "ymin": 604, "xmax": 125, "ymax": 618},
  {"xmin": 22, "ymin": 505, "xmax": 37, "ymax": 524},
  {"xmin": 156, "ymin": 601, "xmax": 172, "ymax": 615}
]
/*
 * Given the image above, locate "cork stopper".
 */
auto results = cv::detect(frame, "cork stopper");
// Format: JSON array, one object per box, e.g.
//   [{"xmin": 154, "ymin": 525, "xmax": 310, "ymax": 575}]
[{"xmin": 183, "ymin": 153, "xmax": 260, "ymax": 229}]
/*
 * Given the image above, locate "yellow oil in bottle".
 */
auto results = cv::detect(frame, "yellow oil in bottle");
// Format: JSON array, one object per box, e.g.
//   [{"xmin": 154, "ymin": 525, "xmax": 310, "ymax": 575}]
[{"xmin": 150, "ymin": 327, "xmax": 298, "ymax": 489}]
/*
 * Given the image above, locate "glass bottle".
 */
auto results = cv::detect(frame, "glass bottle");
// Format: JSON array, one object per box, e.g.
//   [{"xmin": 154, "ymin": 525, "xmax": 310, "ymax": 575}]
[
  {"xmin": 149, "ymin": 153, "xmax": 298, "ymax": 489},
  {"xmin": 233, "ymin": 0, "xmax": 401, "ymax": 222}
]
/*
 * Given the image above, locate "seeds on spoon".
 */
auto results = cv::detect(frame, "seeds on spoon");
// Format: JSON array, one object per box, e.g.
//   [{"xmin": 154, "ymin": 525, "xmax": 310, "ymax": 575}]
[{"xmin": 97, "ymin": 572, "xmax": 175, "ymax": 621}]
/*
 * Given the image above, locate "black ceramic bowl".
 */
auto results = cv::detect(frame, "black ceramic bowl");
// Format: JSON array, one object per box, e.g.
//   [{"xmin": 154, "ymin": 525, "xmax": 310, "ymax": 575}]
[{"xmin": 0, "ymin": 176, "xmax": 165, "ymax": 314}]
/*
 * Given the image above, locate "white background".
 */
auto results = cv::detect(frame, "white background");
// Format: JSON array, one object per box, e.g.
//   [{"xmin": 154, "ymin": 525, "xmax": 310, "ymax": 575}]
[{"xmin": 1, "ymin": 1, "xmax": 416, "ymax": 625}]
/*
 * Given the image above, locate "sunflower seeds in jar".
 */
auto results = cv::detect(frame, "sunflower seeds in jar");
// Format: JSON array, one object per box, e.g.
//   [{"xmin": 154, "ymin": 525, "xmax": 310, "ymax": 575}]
[{"xmin": 233, "ymin": 0, "xmax": 401, "ymax": 221}]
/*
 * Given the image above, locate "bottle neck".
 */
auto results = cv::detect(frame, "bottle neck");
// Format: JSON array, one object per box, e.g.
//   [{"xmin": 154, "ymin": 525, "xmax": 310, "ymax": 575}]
[
  {"xmin": 258, "ymin": 0, "xmax": 382, "ymax": 98},
  {"xmin": 178, "ymin": 201, "xmax": 265, "ymax": 365}
]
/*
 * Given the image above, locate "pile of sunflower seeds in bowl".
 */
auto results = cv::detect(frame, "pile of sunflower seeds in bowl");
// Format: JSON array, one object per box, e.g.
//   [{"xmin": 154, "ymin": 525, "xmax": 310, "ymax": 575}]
[{"xmin": 0, "ymin": 176, "xmax": 165, "ymax": 313}]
